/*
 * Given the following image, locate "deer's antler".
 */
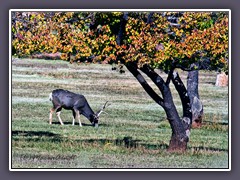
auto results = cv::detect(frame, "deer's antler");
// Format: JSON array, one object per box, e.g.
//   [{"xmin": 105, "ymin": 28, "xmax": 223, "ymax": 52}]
[{"xmin": 96, "ymin": 101, "xmax": 111, "ymax": 117}]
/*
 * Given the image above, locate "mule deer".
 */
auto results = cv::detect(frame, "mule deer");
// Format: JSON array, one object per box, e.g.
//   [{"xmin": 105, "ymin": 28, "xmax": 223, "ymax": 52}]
[{"xmin": 49, "ymin": 89, "xmax": 110, "ymax": 127}]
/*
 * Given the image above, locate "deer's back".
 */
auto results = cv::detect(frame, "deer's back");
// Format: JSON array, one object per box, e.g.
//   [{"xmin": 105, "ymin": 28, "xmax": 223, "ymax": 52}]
[{"xmin": 52, "ymin": 89, "xmax": 87, "ymax": 109}]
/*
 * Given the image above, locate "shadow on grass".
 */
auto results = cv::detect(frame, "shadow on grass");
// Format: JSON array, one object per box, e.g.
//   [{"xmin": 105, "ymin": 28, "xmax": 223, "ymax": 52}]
[
  {"xmin": 51, "ymin": 122, "xmax": 93, "ymax": 126},
  {"xmin": 51, "ymin": 121, "xmax": 112, "ymax": 127},
  {"xmin": 205, "ymin": 82, "xmax": 215, "ymax": 85},
  {"xmin": 203, "ymin": 121, "xmax": 229, "ymax": 126},
  {"xmin": 75, "ymin": 138, "xmax": 228, "ymax": 152},
  {"xmin": 12, "ymin": 130, "xmax": 63, "ymax": 142},
  {"xmin": 78, "ymin": 137, "xmax": 169, "ymax": 150},
  {"xmin": 11, "ymin": 131, "xmax": 228, "ymax": 153},
  {"xmin": 11, "ymin": 130, "xmax": 167, "ymax": 150},
  {"xmin": 12, "ymin": 130, "xmax": 59, "ymax": 137},
  {"xmin": 189, "ymin": 146, "xmax": 228, "ymax": 153}
]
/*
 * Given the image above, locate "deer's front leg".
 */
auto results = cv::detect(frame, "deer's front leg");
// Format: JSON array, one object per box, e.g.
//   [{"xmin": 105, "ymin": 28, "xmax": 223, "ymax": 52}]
[
  {"xmin": 78, "ymin": 113, "xmax": 82, "ymax": 127},
  {"xmin": 72, "ymin": 110, "xmax": 76, "ymax": 126},
  {"xmin": 74, "ymin": 109, "xmax": 82, "ymax": 127},
  {"xmin": 56, "ymin": 110, "xmax": 64, "ymax": 125}
]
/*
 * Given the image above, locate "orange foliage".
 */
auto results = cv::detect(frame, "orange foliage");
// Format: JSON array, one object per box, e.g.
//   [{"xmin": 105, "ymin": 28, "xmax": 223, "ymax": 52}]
[{"xmin": 12, "ymin": 11, "xmax": 229, "ymax": 71}]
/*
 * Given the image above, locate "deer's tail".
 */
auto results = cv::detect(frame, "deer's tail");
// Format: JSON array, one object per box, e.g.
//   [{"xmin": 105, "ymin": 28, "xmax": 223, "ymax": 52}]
[{"xmin": 49, "ymin": 92, "xmax": 53, "ymax": 101}]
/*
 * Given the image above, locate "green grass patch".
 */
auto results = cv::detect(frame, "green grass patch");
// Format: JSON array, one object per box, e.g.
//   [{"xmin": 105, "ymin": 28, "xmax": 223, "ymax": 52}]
[{"xmin": 11, "ymin": 59, "xmax": 229, "ymax": 169}]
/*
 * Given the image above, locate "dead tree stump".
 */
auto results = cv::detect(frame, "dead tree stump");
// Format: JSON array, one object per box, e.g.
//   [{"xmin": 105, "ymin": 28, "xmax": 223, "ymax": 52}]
[{"xmin": 215, "ymin": 72, "xmax": 228, "ymax": 87}]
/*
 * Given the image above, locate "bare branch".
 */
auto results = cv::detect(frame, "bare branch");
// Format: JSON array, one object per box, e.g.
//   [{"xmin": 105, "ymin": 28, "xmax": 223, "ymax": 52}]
[{"xmin": 169, "ymin": 22, "xmax": 181, "ymax": 27}]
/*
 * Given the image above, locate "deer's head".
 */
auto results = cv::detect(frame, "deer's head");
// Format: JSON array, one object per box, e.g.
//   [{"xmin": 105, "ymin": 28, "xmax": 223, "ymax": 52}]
[{"xmin": 92, "ymin": 101, "xmax": 110, "ymax": 127}]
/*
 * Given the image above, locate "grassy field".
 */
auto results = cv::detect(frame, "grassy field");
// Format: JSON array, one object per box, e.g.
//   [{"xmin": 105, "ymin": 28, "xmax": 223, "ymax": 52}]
[{"xmin": 11, "ymin": 58, "xmax": 229, "ymax": 169}]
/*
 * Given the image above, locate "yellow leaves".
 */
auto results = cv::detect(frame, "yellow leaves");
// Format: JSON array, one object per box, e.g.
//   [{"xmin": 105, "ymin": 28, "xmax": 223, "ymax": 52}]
[
  {"xmin": 220, "ymin": 57, "xmax": 227, "ymax": 64},
  {"xmin": 61, "ymin": 53, "xmax": 69, "ymax": 60},
  {"xmin": 25, "ymin": 49, "xmax": 30, "ymax": 55},
  {"xmin": 52, "ymin": 47, "xmax": 58, "ymax": 53},
  {"xmin": 205, "ymin": 44, "xmax": 211, "ymax": 50},
  {"xmin": 175, "ymin": 29, "xmax": 183, "ymax": 37},
  {"xmin": 25, "ymin": 31, "xmax": 32, "ymax": 38},
  {"xmin": 112, "ymin": 12, "xmax": 122, "ymax": 16},
  {"xmin": 185, "ymin": 50, "xmax": 193, "ymax": 58},
  {"xmin": 63, "ymin": 45, "xmax": 73, "ymax": 53},
  {"xmin": 66, "ymin": 12, "xmax": 74, "ymax": 18},
  {"xmin": 102, "ymin": 46, "xmax": 113, "ymax": 54},
  {"xmin": 109, "ymin": 54, "xmax": 117, "ymax": 61},
  {"xmin": 101, "ymin": 25, "xmax": 111, "ymax": 33}
]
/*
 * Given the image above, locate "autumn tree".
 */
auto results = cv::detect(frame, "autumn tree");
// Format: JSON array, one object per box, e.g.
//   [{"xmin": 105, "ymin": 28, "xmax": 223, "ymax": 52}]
[{"xmin": 12, "ymin": 11, "xmax": 229, "ymax": 151}]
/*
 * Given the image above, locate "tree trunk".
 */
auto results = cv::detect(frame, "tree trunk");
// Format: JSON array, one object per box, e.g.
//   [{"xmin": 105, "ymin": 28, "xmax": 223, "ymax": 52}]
[
  {"xmin": 141, "ymin": 65, "xmax": 188, "ymax": 152},
  {"xmin": 164, "ymin": 105, "xmax": 188, "ymax": 152},
  {"xmin": 168, "ymin": 134, "xmax": 188, "ymax": 152},
  {"xmin": 187, "ymin": 71, "xmax": 203, "ymax": 128},
  {"xmin": 125, "ymin": 63, "xmax": 188, "ymax": 152}
]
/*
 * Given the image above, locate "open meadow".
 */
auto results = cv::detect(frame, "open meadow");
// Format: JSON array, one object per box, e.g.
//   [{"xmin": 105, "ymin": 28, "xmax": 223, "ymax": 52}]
[{"xmin": 11, "ymin": 59, "xmax": 229, "ymax": 169}]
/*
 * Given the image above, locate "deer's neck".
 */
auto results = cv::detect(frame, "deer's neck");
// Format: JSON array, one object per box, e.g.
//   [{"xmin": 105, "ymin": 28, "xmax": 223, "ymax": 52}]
[{"xmin": 81, "ymin": 105, "xmax": 95, "ymax": 122}]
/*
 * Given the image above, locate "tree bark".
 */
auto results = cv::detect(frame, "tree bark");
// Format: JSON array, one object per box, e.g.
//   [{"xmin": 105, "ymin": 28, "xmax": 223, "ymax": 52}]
[{"xmin": 187, "ymin": 71, "xmax": 203, "ymax": 127}]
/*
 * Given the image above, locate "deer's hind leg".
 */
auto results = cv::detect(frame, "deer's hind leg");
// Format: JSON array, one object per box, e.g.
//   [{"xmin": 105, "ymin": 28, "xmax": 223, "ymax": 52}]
[
  {"xmin": 49, "ymin": 105, "xmax": 64, "ymax": 125},
  {"xmin": 49, "ymin": 108, "xmax": 55, "ymax": 125},
  {"xmin": 56, "ymin": 107, "xmax": 64, "ymax": 125}
]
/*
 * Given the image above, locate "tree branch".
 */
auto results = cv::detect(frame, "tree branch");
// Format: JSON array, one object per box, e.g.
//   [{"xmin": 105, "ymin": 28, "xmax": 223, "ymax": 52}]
[
  {"xmin": 147, "ymin": 12, "xmax": 154, "ymax": 24},
  {"xmin": 116, "ymin": 12, "xmax": 128, "ymax": 46},
  {"xmin": 166, "ymin": 67, "xmax": 174, "ymax": 86},
  {"xmin": 125, "ymin": 63, "xmax": 164, "ymax": 106},
  {"xmin": 165, "ymin": 59, "xmax": 178, "ymax": 86},
  {"xmin": 174, "ymin": 57, "xmax": 219, "ymax": 71},
  {"xmin": 171, "ymin": 71, "xmax": 192, "ymax": 129},
  {"xmin": 140, "ymin": 65, "xmax": 174, "ymax": 104}
]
